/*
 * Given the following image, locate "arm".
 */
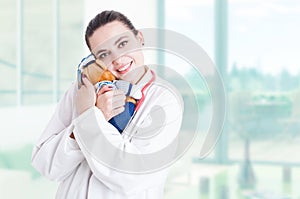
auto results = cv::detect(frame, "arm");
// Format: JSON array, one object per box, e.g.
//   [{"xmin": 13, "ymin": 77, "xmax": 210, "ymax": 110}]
[
  {"xmin": 72, "ymin": 87, "xmax": 183, "ymax": 195},
  {"xmin": 31, "ymin": 83, "xmax": 85, "ymax": 181}
]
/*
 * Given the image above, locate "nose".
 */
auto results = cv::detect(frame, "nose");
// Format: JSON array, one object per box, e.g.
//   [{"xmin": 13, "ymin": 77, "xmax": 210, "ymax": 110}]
[
  {"xmin": 112, "ymin": 56, "xmax": 123, "ymax": 67},
  {"xmin": 104, "ymin": 50, "xmax": 119, "ymax": 70},
  {"xmin": 111, "ymin": 54, "xmax": 130, "ymax": 70}
]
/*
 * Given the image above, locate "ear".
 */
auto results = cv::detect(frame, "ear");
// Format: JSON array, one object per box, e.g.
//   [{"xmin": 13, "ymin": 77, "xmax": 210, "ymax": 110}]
[{"xmin": 136, "ymin": 31, "xmax": 145, "ymax": 46}]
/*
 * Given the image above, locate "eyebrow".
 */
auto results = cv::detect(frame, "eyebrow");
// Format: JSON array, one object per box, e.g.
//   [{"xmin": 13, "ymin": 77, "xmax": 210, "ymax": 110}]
[
  {"xmin": 94, "ymin": 35, "xmax": 130, "ymax": 55},
  {"xmin": 114, "ymin": 36, "xmax": 129, "ymax": 46},
  {"xmin": 95, "ymin": 49, "xmax": 107, "ymax": 55}
]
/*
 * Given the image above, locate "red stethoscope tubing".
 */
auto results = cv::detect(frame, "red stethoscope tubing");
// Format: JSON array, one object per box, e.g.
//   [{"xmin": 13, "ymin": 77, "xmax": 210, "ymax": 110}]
[{"xmin": 134, "ymin": 70, "xmax": 156, "ymax": 112}]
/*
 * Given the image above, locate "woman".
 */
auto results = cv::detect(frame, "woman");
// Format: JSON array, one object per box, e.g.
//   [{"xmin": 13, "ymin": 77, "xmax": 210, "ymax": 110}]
[{"xmin": 32, "ymin": 10, "xmax": 183, "ymax": 199}]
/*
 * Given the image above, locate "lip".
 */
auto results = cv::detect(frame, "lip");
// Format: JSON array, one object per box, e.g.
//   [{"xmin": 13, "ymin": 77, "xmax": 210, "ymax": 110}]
[{"xmin": 117, "ymin": 61, "xmax": 132, "ymax": 75}]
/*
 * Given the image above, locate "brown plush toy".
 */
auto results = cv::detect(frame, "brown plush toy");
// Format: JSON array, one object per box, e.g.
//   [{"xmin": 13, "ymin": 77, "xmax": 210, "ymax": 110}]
[
  {"xmin": 77, "ymin": 54, "xmax": 141, "ymax": 133},
  {"xmin": 78, "ymin": 55, "xmax": 137, "ymax": 105},
  {"xmin": 81, "ymin": 58, "xmax": 116, "ymax": 84}
]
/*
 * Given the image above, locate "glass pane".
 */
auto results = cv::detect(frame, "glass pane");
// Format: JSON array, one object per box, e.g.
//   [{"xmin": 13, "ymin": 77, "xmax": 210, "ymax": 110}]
[
  {"xmin": 165, "ymin": 0, "xmax": 215, "ymax": 161},
  {"xmin": 0, "ymin": 0, "xmax": 17, "ymax": 106},
  {"xmin": 0, "ymin": 0, "xmax": 83, "ymax": 198},
  {"xmin": 228, "ymin": 0, "xmax": 300, "ymax": 165},
  {"xmin": 164, "ymin": 1, "xmax": 217, "ymax": 198},
  {"xmin": 228, "ymin": 0, "xmax": 300, "ymax": 198}
]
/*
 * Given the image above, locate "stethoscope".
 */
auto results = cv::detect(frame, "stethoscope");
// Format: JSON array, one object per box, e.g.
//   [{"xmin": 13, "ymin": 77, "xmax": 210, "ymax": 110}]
[
  {"xmin": 122, "ymin": 69, "xmax": 156, "ymax": 138},
  {"xmin": 134, "ymin": 69, "xmax": 156, "ymax": 112}
]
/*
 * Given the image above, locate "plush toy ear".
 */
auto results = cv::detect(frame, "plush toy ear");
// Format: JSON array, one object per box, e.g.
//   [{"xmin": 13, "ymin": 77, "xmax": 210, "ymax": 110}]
[
  {"xmin": 81, "ymin": 57, "xmax": 117, "ymax": 84},
  {"xmin": 81, "ymin": 62, "xmax": 104, "ymax": 85}
]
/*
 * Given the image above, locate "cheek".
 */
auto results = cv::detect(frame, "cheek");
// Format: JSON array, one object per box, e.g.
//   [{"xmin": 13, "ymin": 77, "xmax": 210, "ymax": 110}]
[
  {"xmin": 106, "ymin": 63, "xmax": 117, "ymax": 73},
  {"xmin": 131, "ymin": 51, "xmax": 144, "ymax": 66},
  {"xmin": 106, "ymin": 64, "xmax": 119, "ymax": 77}
]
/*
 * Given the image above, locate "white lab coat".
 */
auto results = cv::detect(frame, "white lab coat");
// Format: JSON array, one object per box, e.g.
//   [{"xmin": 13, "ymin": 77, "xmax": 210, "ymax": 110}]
[{"xmin": 31, "ymin": 67, "xmax": 183, "ymax": 199}]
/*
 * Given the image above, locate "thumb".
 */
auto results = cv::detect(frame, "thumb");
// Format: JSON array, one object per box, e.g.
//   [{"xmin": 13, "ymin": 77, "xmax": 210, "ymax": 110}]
[{"xmin": 82, "ymin": 76, "xmax": 93, "ymax": 87}]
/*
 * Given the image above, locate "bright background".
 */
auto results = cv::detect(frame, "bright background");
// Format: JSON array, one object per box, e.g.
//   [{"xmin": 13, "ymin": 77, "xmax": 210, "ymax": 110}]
[{"xmin": 1, "ymin": 0, "xmax": 300, "ymax": 198}]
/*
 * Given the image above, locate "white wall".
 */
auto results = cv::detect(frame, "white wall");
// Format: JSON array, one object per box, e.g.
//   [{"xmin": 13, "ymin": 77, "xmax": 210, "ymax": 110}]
[{"xmin": 83, "ymin": 0, "xmax": 158, "ymax": 53}]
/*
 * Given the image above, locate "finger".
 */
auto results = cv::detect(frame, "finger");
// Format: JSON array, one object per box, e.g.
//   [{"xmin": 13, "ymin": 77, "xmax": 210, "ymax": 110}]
[
  {"xmin": 113, "ymin": 89, "xmax": 125, "ymax": 96},
  {"xmin": 98, "ymin": 85, "xmax": 112, "ymax": 95},
  {"xmin": 111, "ymin": 106, "xmax": 125, "ymax": 117},
  {"xmin": 112, "ymin": 97, "xmax": 126, "ymax": 109},
  {"xmin": 112, "ymin": 93, "xmax": 126, "ymax": 102},
  {"xmin": 112, "ymin": 90, "xmax": 126, "ymax": 108}
]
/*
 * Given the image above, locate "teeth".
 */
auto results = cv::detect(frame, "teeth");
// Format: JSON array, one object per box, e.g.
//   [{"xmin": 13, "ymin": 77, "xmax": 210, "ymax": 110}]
[{"xmin": 118, "ymin": 63, "xmax": 130, "ymax": 72}]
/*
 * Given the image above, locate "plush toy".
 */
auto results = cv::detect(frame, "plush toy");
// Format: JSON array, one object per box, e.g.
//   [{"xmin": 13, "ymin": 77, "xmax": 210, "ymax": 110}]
[{"xmin": 77, "ymin": 54, "xmax": 141, "ymax": 133}]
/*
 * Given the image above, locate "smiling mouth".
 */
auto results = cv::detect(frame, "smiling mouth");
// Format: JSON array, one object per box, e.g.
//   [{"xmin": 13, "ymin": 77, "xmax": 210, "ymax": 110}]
[{"xmin": 117, "ymin": 61, "xmax": 133, "ymax": 74}]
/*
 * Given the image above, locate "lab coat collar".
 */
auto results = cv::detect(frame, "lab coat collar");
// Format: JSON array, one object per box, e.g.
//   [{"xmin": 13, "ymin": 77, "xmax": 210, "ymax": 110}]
[{"xmin": 135, "ymin": 66, "xmax": 154, "ymax": 88}]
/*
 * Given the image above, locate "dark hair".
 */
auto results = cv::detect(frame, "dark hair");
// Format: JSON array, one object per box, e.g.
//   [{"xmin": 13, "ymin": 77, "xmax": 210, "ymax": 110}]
[{"xmin": 85, "ymin": 10, "xmax": 138, "ymax": 50}]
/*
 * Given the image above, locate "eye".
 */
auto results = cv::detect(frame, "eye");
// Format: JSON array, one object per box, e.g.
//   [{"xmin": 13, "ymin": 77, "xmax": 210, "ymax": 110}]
[
  {"xmin": 98, "ymin": 52, "xmax": 109, "ymax": 59},
  {"xmin": 118, "ymin": 40, "xmax": 128, "ymax": 48}
]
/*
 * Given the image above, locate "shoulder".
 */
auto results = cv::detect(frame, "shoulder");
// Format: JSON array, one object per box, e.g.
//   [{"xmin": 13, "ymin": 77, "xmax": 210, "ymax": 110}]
[
  {"xmin": 59, "ymin": 82, "xmax": 77, "ymax": 103},
  {"xmin": 55, "ymin": 82, "xmax": 77, "ymax": 118}
]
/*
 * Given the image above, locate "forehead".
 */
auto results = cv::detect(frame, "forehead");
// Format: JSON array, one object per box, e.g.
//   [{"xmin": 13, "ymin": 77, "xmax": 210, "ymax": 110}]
[{"xmin": 89, "ymin": 21, "xmax": 134, "ymax": 50}]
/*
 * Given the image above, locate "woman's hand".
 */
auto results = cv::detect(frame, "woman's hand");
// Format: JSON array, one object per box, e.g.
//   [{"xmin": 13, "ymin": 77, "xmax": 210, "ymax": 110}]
[
  {"xmin": 96, "ymin": 86, "xmax": 126, "ymax": 121},
  {"xmin": 75, "ymin": 77, "xmax": 96, "ymax": 116}
]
